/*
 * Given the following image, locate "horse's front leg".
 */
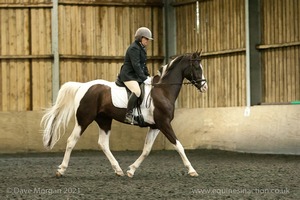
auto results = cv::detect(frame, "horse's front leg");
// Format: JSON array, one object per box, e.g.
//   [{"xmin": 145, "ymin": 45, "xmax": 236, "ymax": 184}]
[
  {"xmin": 98, "ymin": 128, "xmax": 124, "ymax": 176},
  {"xmin": 127, "ymin": 128, "xmax": 160, "ymax": 177},
  {"xmin": 173, "ymin": 140, "xmax": 198, "ymax": 177},
  {"xmin": 159, "ymin": 122, "xmax": 198, "ymax": 177}
]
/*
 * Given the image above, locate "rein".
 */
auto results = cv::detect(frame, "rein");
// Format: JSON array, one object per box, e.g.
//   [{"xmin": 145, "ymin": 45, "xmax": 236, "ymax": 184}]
[
  {"xmin": 144, "ymin": 78, "xmax": 207, "ymax": 109},
  {"xmin": 150, "ymin": 79, "xmax": 207, "ymax": 86}
]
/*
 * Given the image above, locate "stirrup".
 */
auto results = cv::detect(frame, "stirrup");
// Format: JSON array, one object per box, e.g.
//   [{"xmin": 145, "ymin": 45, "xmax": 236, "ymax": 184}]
[
  {"xmin": 124, "ymin": 113, "xmax": 138, "ymax": 125},
  {"xmin": 124, "ymin": 114, "xmax": 134, "ymax": 124}
]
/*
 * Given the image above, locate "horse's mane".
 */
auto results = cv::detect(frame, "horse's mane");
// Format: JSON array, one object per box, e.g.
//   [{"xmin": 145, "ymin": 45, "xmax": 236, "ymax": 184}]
[{"xmin": 158, "ymin": 53, "xmax": 192, "ymax": 78}]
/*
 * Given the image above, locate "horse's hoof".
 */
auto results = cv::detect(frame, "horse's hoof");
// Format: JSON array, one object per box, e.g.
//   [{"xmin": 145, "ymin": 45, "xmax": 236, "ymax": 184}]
[
  {"xmin": 127, "ymin": 171, "xmax": 134, "ymax": 178},
  {"xmin": 189, "ymin": 171, "xmax": 199, "ymax": 177},
  {"xmin": 116, "ymin": 171, "xmax": 125, "ymax": 177},
  {"xmin": 55, "ymin": 171, "xmax": 63, "ymax": 178}
]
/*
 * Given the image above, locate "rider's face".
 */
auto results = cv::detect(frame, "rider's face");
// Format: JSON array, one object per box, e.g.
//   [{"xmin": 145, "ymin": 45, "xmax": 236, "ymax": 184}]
[{"xmin": 141, "ymin": 37, "xmax": 149, "ymax": 46}]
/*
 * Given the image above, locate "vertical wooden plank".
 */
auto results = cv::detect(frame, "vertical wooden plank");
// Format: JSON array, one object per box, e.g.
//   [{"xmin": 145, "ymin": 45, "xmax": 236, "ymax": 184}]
[
  {"xmin": 175, "ymin": 6, "xmax": 180, "ymax": 54},
  {"xmin": 269, "ymin": 1, "xmax": 274, "ymax": 103},
  {"xmin": 24, "ymin": 9, "xmax": 31, "ymax": 110},
  {"xmin": 16, "ymin": 10, "xmax": 23, "ymax": 110},
  {"xmin": 287, "ymin": 47, "xmax": 292, "ymax": 100},
  {"xmin": 206, "ymin": 1, "xmax": 211, "ymax": 53},
  {"xmin": 115, "ymin": 6, "xmax": 122, "ymax": 57},
  {"xmin": 261, "ymin": 0, "xmax": 266, "ymax": 102},
  {"xmin": 266, "ymin": 0, "xmax": 273, "ymax": 100},
  {"xmin": 199, "ymin": 1, "xmax": 206, "ymax": 52},
  {"xmin": 288, "ymin": 0, "xmax": 294, "ymax": 101},
  {"xmin": 0, "ymin": 9, "xmax": 6, "ymax": 110},
  {"xmin": 1, "ymin": 61, "xmax": 8, "ymax": 111},
  {"xmin": 39, "ymin": 9, "xmax": 46, "ymax": 108},
  {"xmin": 152, "ymin": 7, "xmax": 161, "ymax": 59},
  {"xmin": 214, "ymin": 0, "xmax": 219, "ymax": 52},
  {"xmin": 89, "ymin": 7, "xmax": 96, "ymax": 81},
  {"xmin": 9, "ymin": 9, "xmax": 17, "ymax": 111},
  {"xmin": 123, "ymin": 6, "xmax": 130, "ymax": 54},
  {"xmin": 282, "ymin": 0, "xmax": 288, "ymax": 101},
  {"xmin": 262, "ymin": 50, "xmax": 266, "ymax": 103},
  {"xmin": 31, "ymin": 9, "xmax": 38, "ymax": 109}
]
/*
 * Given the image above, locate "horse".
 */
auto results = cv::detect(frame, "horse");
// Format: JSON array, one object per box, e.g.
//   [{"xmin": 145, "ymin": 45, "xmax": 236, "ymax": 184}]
[{"xmin": 41, "ymin": 51, "xmax": 208, "ymax": 178}]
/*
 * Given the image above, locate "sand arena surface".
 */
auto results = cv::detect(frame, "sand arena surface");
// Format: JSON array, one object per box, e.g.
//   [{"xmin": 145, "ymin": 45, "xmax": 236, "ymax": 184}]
[{"xmin": 1, "ymin": 150, "xmax": 299, "ymax": 199}]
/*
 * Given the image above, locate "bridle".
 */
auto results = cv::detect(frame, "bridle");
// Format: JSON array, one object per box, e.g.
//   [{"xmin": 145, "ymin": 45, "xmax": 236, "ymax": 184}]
[
  {"xmin": 151, "ymin": 57, "xmax": 206, "ymax": 87},
  {"xmin": 188, "ymin": 58, "xmax": 207, "ymax": 88},
  {"xmin": 145, "ymin": 56, "xmax": 207, "ymax": 107}
]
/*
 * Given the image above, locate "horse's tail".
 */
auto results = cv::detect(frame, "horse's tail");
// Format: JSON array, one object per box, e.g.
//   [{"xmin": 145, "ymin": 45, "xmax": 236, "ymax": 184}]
[{"xmin": 41, "ymin": 82, "xmax": 82, "ymax": 149}]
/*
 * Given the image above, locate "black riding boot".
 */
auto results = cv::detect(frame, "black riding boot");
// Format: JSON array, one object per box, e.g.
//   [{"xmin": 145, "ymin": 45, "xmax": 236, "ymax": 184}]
[{"xmin": 124, "ymin": 93, "xmax": 138, "ymax": 124}]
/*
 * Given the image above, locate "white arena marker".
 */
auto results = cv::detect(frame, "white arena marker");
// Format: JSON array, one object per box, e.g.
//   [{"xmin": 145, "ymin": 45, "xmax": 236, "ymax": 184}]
[{"xmin": 244, "ymin": 107, "xmax": 251, "ymax": 117}]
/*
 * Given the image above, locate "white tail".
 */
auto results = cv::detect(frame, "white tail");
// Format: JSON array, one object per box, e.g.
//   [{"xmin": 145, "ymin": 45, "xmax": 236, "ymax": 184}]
[{"xmin": 41, "ymin": 82, "xmax": 82, "ymax": 149}]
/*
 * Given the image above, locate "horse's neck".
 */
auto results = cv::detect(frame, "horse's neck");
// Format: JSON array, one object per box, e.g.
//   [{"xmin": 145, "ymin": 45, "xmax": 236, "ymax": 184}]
[{"xmin": 159, "ymin": 68, "xmax": 184, "ymax": 103}]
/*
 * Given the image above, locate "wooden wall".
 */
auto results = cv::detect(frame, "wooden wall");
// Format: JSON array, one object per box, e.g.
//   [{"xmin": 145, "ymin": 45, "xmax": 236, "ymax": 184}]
[
  {"xmin": 1, "ymin": 0, "xmax": 299, "ymax": 111},
  {"xmin": 174, "ymin": 0, "xmax": 299, "ymax": 108},
  {"xmin": 0, "ymin": 0, "xmax": 164, "ymax": 111},
  {"xmin": 175, "ymin": 0, "xmax": 246, "ymax": 108},
  {"xmin": 260, "ymin": 0, "xmax": 300, "ymax": 103}
]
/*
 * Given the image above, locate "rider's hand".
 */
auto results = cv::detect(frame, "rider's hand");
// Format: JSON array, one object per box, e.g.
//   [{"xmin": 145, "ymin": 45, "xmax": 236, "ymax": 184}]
[{"xmin": 144, "ymin": 76, "xmax": 152, "ymax": 85}]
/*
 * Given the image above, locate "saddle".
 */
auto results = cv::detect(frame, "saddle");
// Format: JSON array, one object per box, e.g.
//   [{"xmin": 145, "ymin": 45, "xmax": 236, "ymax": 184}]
[{"xmin": 115, "ymin": 79, "xmax": 146, "ymax": 127}]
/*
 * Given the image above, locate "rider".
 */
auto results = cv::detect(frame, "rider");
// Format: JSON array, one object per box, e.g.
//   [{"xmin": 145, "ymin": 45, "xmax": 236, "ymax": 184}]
[{"xmin": 117, "ymin": 27, "xmax": 153, "ymax": 123}]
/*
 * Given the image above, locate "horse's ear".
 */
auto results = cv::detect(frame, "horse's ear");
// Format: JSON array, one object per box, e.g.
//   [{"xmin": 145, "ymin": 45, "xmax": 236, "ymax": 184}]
[
  {"xmin": 191, "ymin": 52, "xmax": 196, "ymax": 59},
  {"xmin": 195, "ymin": 49, "xmax": 201, "ymax": 57}
]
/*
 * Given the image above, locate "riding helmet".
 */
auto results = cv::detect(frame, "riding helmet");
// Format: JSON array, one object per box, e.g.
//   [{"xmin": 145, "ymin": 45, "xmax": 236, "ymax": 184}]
[{"xmin": 134, "ymin": 27, "xmax": 153, "ymax": 41}]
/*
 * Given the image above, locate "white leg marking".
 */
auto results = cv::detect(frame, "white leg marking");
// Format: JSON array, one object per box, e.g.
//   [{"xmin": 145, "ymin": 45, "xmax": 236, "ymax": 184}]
[
  {"xmin": 127, "ymin": 128, "xmax": 160, "ymax": 177},
  {"xmin": 173, "ymin": 140, "xmax": 198, "ymax": 177},
  {"xmin": 98, "ymin": 129, "xmax": 124, "ymax": 176},
  {"xmin": 57, "ymin": 124, "xmax": 81, "ymax": 176}
]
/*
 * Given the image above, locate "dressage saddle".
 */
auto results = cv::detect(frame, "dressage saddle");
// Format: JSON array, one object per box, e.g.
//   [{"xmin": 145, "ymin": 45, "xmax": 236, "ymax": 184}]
[{"xmin": 115, "ymin": 79, "xmax": 146, "ymax": 127}]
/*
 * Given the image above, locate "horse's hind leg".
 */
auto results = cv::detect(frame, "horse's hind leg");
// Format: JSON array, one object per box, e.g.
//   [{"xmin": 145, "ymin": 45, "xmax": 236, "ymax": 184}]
[
  {"xmin": 56, "ymin": 123, "xmax": 82, "ymax": 177},
  {"xmin": 96, "ymin": 117, "xmax": 124, "ymax": 176},
  {"xmin": 127, "ymin": 128, "xmax": 160, "ymax": 177}
]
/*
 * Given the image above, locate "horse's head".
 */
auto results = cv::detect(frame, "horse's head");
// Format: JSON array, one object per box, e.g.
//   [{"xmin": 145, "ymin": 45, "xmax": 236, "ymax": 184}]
[
  {"xmin": 183, "ymin": 51, "xmax": 208, "ymax": 93},
  {"xmin": 157, "ymin": 51, "xmax": 208, "ymax": 92}
]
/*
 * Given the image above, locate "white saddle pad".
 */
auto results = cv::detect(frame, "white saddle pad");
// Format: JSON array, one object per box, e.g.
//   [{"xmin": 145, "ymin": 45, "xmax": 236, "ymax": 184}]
[
  {"xmin": 88, "ymin": 80, "xmax": 154, "ymax": 124},
  {"xmin": 111, "ymin": 83, "xmax": 152, "ymax": 109},
  {"xmin": 110, "ymin": 83, "xmax": 128, "ymax": 108},
  {"xmin": 95, "ymin": 80, "xmax": 151, "ymax": 109}
]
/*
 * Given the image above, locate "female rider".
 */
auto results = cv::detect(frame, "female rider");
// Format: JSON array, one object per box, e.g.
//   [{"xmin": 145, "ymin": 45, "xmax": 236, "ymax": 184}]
[{"xmin": 117, "ymin": 27, "xmax": 153, "ymax": 124}]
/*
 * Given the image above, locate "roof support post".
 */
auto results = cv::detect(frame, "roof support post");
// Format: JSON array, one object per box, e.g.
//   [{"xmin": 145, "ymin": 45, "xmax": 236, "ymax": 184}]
[
  {"xmin": 51, "ymin": 0, "xmax": 59, "ymax": 103},
  {"xmin": 245, "ymin": 0, "xmax": 262, "ymax": 115},
  {"xmin": 164, "ymin": 0, "xmax": 176, "ymax": 64}
]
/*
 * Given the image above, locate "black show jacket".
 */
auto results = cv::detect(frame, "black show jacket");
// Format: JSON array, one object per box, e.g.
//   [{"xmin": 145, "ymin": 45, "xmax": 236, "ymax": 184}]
[{"xmin": 118, "ymin": 40, "xmax": 150, "ymax": 83}]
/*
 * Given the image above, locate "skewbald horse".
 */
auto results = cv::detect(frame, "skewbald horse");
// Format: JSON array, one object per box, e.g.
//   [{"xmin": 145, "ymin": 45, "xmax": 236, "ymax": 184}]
[{"xmin": 41, "ymin": 51, "xmax": 208, "ymax": 177}]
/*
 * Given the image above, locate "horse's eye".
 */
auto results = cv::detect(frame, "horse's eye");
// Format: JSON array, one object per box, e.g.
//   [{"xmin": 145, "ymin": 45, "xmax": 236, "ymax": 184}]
[{"xmin": 194, "ymin": 63, "xmax": 200, "ymax": 69}]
